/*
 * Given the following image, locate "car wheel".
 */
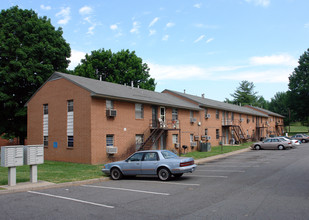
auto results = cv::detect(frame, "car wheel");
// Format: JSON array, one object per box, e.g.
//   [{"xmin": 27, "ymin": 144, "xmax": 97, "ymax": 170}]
[
  {"xmin": 254, "ymin": 145, "xmax": 261, "ymax": 150},
  {"xmin": 158, "ymin": 167, "xmax": 171, "ymax": 181},
  {"xmin": 110, "ymin": 168, "xmax": 123, "ymax": 180},
  {"xmin": 174, "ymin": 173, "xmax": 183, "ymax": 178},
  {"xmin": 278, "ymin": 145, "xmax": 285, "ymax": 150},
  {"xmin": 302, "ymin": 139, "xmax": 306, "ymax": 143}
]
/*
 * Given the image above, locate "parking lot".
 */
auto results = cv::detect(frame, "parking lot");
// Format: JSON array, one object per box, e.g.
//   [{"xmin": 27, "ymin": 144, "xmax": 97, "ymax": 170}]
[{"xmin": 1, "ymin": 143, "xmax": 309, "ymax": 219}]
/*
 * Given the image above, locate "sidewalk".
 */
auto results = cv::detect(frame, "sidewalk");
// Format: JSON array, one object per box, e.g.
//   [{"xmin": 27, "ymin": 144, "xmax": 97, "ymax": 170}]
[{"xmin": 0, "ymin": 147, "xmax": 251, "ymax": 195}]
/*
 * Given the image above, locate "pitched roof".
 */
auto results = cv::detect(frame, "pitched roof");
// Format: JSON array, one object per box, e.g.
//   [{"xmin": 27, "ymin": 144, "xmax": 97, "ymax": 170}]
[
  {"xmin": 244, "ymin": 105, "xmax": 284, "ymax": 118},
  {"xmin": 163, "ymin": 89, "xmax": 269, "ymax": 117},
  {"xmin": 28, "ymin": 72, "xmax": 201, "ymax": 110}
]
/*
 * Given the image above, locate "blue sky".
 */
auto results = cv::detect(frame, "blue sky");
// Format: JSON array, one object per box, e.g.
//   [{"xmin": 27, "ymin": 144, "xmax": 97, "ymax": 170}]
[{"xmin": 2, "ymin": 0, "xmax": 309, "ymax": 102}]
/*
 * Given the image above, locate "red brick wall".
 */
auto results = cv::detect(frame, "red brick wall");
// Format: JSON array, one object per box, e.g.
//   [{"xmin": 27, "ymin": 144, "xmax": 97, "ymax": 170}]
[{"xmin": 27, "ymin": 78, "xmax": 92, "ymax": 164}]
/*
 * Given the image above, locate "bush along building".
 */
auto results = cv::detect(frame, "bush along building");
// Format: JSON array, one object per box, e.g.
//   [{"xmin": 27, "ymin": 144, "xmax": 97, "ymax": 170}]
[{"xmin": 26, "ymin": 72, "xmax": 284, "ymax": 164}]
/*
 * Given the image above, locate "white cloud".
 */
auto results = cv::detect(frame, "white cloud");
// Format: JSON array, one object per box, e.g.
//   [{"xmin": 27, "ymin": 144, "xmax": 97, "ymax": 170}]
[
  {"xmin": 87, "ymin": 25, "xmax": 96, "ymax": 35},
  {"xmin": 110, "ymin": 24, "xmax": 118, "ymax": 30},
  {"xmin": 249, "ymin": 54, "xmax": 297, "ymax": 66},
  {"xmin": 79, "ymin": 6, "xmax": 93, "ymax": 15},
  {"xmin": 194, "ymin": 23, "xmax": 219, "ymax": 29},
  {"xmin": 305, "ymin": 23, "xmax": 309, "ymax": 28},
  {"xmin": 193, "ymin": 3, "xmax": 202, "ymax": 8},
  {"xmin": 245, "ymin": 0, "xmax": 270, "ymax": 7},
  {"xmin": 166, "ymin": 22, "xmax": 175, "ymax": 28},
  {"xmin": 194, "ymin": 35, "xmax": 205, "ymax": 43},
  {"xmin": 149, "ymin": 17, "xmax": 159, "ymax": 28},
  {"xmin": 206, "ymin": 38, "xmax": 214, "ymax": 43},
  {"xmin": 40, "ymin": 5, "xmax": 51, "ymax": 10},
  {"xmin": 56, "ymin": 7, "xmax": 71, "ymax": 25},
  {"xmin": 149, "ymin": 29, "xmax": 156, "ymax": 36},
  {"xmin": 68, "ymin": 49, "xmax": 86, "ymax": 70},
  {"xmin": 130, "ymin": 21, "xmax": 140, "ymax": 34},
  {"xmin": 147, "ymin": 61, "xmax": 292, "ymax": 83},
  {"xmin": 162, "ymin": 35, "xmax": 169, "ymax": 41}
]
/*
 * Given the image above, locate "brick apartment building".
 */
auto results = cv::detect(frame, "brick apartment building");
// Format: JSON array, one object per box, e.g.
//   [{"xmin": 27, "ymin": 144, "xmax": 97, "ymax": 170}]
[{"xmin": 26, "ymin": 72, "xmax": 284, "ymax": 164}]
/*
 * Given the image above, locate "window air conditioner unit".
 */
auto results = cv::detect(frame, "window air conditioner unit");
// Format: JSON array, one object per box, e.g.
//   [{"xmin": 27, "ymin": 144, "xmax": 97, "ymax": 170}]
[
  {"xmin": 206, "ymin": 136, "xmax": 211, "ymax": 140},
  {"xmin": 174, "ymin": 143, "xmax": 179, "ymax": 149},
  {"xmin": 240, "ymin": 119, "xmax": 243, "ymax": 122},
  {"xmin": 106, "ymin": 146, "xmax": 117, "ymax": 154},
  {"xmin": 106, "ymin": 109, "xmax": 117, "ymax": 117},
  {"xmin": 205, "ymin": 114, "xmax": 211, "ymax": 119},
  {"xmin": 190, "ymin": 142, "xmax": 197, "ymax": 147},
  {"xmin": 190, "ymin": 118, "xmax": 197, "ymax": 123}
]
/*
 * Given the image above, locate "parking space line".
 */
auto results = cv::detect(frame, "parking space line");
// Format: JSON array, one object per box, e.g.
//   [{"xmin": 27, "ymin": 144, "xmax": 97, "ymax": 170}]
[
  {"xmin": 196, "ymin": 169, "xmax": 245, "ymax": 173},
  {"xmin": 82, "ymin": 185, "xmax": 170, "ymax": 196},
  {"xmin": 188, "ymin": 175, "xmax": 228, "ymax": 178},
  {"xmin": 28, "ymin": 191, "xmax": 114, "ymax": 208},
  {"xmin": 200, "ymin": 165, "xmax": 259, "ymax": 168},
  {"xmin": 138, "ymin": 181, "xmax": 200, "ymax": 186}
]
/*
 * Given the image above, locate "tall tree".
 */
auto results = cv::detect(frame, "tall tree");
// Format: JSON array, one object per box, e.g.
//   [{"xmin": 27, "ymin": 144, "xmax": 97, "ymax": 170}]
[
  {"xmin": 225, "ymin": 80, "xmax": 262, "ymax": 106},
  {"xmin": 0, "ymin": 6, "xmax": 71, "ymax": 143},
  {"xmin": 74, "ymin": 49, "xmax": 156, "ymax": 91},
  {"xmin": 288, "ymin": 48, "xmax": 309, "ymax": 123},
  {"xmin": 268, "ymin": 92, "xmax": 293, "ymax": 125}
]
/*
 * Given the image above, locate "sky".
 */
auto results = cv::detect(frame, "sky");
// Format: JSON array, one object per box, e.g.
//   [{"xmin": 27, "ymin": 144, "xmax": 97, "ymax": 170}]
[{"xmin": 2, "ymin": 0, "xmax": 309, "ymax": 102}]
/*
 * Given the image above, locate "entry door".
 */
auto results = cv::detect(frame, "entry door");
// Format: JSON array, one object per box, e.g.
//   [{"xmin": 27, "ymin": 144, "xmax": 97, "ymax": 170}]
[{"xmin": 160, "ymin": 107, "xmax": 166, "ymax": 122}]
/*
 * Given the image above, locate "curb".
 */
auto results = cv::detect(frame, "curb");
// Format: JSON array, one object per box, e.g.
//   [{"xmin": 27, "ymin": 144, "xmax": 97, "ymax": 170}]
[{"xmin": 0, "ymin": 147, "xmax": 251, "ymax": 195}]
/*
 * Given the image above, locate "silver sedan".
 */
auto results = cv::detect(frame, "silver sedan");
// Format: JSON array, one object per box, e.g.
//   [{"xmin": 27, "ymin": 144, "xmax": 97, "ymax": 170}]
[
  {"xmin": 102, "ymin": 150, "xmax": 197, "ymax": 181},
  {"xmin": 251, "ymin": 138, "xmax": 292, "ymax": 150}
]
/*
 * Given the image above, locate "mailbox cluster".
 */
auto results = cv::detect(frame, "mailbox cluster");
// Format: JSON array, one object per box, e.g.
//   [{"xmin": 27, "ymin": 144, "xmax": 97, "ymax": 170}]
[{"xmin": 1, "ymin": 145, "xmax": 44, "ymax": 186}]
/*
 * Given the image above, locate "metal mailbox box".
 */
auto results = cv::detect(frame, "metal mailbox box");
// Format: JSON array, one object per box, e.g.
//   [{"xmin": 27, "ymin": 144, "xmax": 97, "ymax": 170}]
[
  {"xmin": 1, "ymin": 146, "xmax": 24, "ymax": 167},
  {"xmin": 23, "ymin": 145, "xmax": 44, "ymax": 165}
]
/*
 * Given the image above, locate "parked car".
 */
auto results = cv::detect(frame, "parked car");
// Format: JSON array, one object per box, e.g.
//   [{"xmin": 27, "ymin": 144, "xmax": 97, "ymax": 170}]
[
  {"xmin": 251, "ymin": 137, "xmax": 292, "ymax": 150},
  {"xmin": 291, "ymin": 134, "xmax": 309, "ymax": 143},
  {"xmin": 277, "ymin": 136, "xmax": 300, "ymax": 147},
  {"xmin": 102, "ymin": 150, "xmax": 197, "ymax": 181}
]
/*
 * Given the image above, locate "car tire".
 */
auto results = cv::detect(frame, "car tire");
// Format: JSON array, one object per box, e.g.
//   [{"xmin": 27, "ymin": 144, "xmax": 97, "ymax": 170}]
[
  {"xmin": 110, "ymin": 168, "xmax": 123, "ymax": 180},
  {"xmin": 254, "ymin": 145, "xmax": 261, "ymax": 150},
  {"xmin": 174, "ymin": 173, "xmax": 183, "ymax": 178},
  {"xmin": 158, "ymin": 167, "xmax": 171, "ymax": 181},
  {"xmin": 278, "ymin": 145, "xmax": 285, "ymax": 150},
  {"xmin": 302, "ymin": 139, "xmax": 306, "ymax": 143}
]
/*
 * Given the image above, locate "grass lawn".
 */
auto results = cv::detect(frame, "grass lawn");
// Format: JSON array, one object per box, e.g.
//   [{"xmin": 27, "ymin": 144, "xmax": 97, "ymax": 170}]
[
  {"xmin": 1, "ymin": 143, "xmax": 251, "ymax": 186},
  {"xmin": 285, "ymin": 122, "xmax": 309, "ymax": 136},
  {"xmin": 0, "ymin": 160, "xmax": 104, "ymax": 185},
  {"xmin": 182, "ymin": 142, "xmax": 252, "ymax": 160}
]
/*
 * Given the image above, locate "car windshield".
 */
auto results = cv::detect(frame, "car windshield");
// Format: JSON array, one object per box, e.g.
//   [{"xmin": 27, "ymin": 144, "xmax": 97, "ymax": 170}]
[{"xmin": 161, "ymin": 150, "xmax": 179, "ymax": 159}]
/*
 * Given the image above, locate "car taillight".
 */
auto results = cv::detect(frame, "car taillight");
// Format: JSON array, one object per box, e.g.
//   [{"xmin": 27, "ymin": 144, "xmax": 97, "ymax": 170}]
[{"xmin": 180, "ymin": 161, "xmax": 194, "ymax": 167}]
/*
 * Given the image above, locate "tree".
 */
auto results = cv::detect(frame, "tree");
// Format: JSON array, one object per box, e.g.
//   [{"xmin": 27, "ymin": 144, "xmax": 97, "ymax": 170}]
[
  {"xmin": 225, "ymin": 80, "xmax": 265, "ymax": 106},
  {"xmin": 74, "ymin": 49, "xmax": 156, "ymax": 91},
  {"xmin": 288, "ymin": 49, "xmax": 309, "ymax": 123},
  {"xmin": 0, "ymin": 6, "xmax": 71, "ymax": 143},
  {"xmin": 268, "ymin": 92, "xmax": 293, "ymax": 125}
]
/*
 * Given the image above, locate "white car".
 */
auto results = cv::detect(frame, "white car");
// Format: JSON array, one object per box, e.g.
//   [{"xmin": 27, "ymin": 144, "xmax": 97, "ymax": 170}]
[{"xmin": 277, "ymin": 136, "xmax": 300, "ymax": 148}]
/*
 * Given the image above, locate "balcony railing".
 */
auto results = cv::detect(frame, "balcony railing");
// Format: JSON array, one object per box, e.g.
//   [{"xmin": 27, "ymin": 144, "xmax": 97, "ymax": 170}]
[{"xmin": 149, "ymin": 119, "xmax": 180, "ymax": 129}]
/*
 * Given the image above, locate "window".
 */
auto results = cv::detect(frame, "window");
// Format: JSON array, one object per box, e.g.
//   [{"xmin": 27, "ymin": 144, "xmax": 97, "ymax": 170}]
[
  {"xmin": 216, "ymin": 110, "xmax": 219, "ymax": 119},
  {"xmin": 252, "ymin": 115, "xmax": 255, "ymax": 123},
  {"xmin": 216, "ymin": 129, "xmax": 220, "ymax": 139},
  {"xmin": 135, "ymin": 134, "xmax": 144, "ymax": 150},
  {"xmin": 204, "ymin": 108, "xmax": 208, "ymax": 117},
  {"xmin": 172, "ymin": 108, "xmax": 178, "ymax": 121},
  {"xmin": 205, "ymin": 129, "xmax": 208, "ymax": 136},
  {"xmin": 67, "ymin": 100, "xmax": 73, "ymax": 112},
  {"xmin": 190, "ymin": 110, "xmax": 194, "ymax": 119},
  {"xmin": 106, "ymin": 135, "xmax": 114, "ymax": 146},
  {"xmin": 43, "ymin": 104, "xmax": 48, "ymax": 115},
  {"xmin": 143, "ymin": 152, "xmax": 158, "ymax": 161},
  {"xmin": 68, "ymin": 136, "xmax": 74, "ymax": 147},
  {"xmin": 135, "ymin": 103, "xmax": 144, "ymax": 119},
  {"xmin": 128, "ymin": 153, "xmax": 143, "ymax": 162},
  {"xmin": 231, "ymin": 112, "xmax": 234, "ymax": 121},
  {"xmin": 172, "ymin": 134, "xmax": 178, "ymax": 144},
  {"xmin": 106, "ymin": 100, "xmax": 113, "ymax": 109},
  {"xmin": 239, "ymin": 114, "xmax": 242, "ymax": 120},
  {"xmin": 190, "ymin": 134, "xmax": 194, "ymax": 142},
  {"xmin": 43, "ymin": 136, "xmax": 48, "ymax": 147}
]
